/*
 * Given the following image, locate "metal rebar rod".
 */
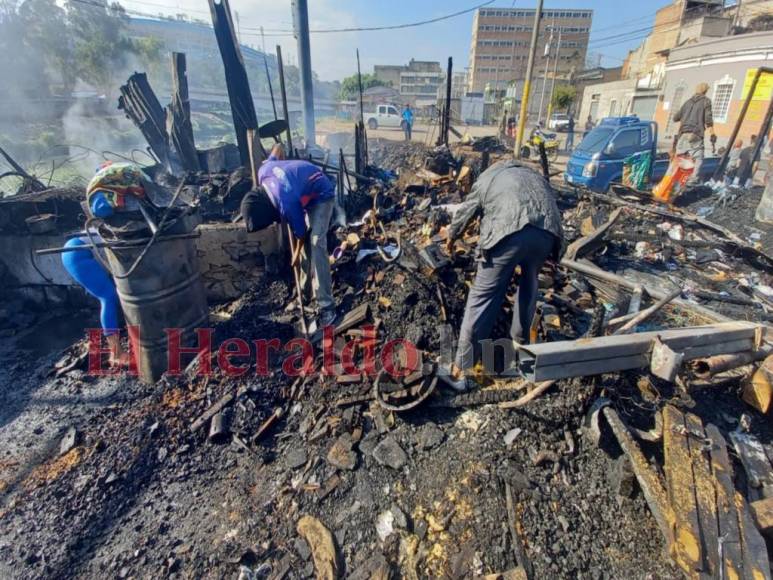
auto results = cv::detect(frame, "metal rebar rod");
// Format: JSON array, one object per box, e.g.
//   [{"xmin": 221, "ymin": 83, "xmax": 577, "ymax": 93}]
[{"xmin": 35, "ymin": 232, "xmax": 201, "ymax": 255}]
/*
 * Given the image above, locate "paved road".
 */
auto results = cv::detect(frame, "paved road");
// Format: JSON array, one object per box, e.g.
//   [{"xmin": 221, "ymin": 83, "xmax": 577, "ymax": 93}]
[{"xmin": 315, "ymin": 118, "xmax": 574, "ymax": 175}]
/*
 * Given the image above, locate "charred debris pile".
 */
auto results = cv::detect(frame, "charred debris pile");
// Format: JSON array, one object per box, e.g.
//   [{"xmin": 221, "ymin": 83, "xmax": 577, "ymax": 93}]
[{"xmin": 6, "ymin": 133, "xmax": 773, "ymax": 579}]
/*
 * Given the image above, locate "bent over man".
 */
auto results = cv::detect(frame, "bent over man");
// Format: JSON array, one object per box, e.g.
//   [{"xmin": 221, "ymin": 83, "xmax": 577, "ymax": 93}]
[
  {"xmin": 241, "ymin": 145, "xmax": 337, "ymax": 328},
  {"xmin": 442, "ymin": 160, "xmax": 564, "ymax": 391}
]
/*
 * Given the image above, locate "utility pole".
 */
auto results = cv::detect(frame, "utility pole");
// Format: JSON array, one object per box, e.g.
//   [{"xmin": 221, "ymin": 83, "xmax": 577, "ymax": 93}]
[
  {"xmin": 292, "ymin": 0, "xmax": 315, "ymax": 146},
  {"xmin": 356, "ymin": 49, "xmax": 364, "ymax": 123},
  {"xmin": 515, "ymin": 0, "xmax": 544, "ymax": 158},
  {"xmin": 546, "ymin": 29, "xmax": 562, "ymax": 121},
  {"xmin": 537, "ymin": 31, "xmax": 553, "ymax": 125}
]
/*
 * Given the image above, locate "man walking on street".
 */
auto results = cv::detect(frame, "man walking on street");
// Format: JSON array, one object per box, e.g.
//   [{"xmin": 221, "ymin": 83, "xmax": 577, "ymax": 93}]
[
  {"xmin": 402, "ymin": 104, "xmax": 413, "ymax": 141},
  {"xmin": 240, "ymin": 145, "xmax": 338, "ymax": 328},
  {"xmin": 673, "ymin": 82, "xmax": 716, "ymax": 186},
  {"xmin": 565, "ymin": 113, "xmax": 575, "ymax": 152},
  {"xmin": 440, "ymin": 160, "xmax": 564, "ymax": 391}
]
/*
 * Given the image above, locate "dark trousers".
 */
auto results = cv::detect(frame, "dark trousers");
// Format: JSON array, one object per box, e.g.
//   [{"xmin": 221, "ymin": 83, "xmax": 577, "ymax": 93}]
[
  {"xmin": 404, "ymin": 123, "xmax": 412, "ymax": 141},
  {"xmin": 565, "ymin": 131, "xmax": 574, "ymax": 152},
  {"xmin": 454, "ymin": 226, "xmax": 554, "ymax": 371}
]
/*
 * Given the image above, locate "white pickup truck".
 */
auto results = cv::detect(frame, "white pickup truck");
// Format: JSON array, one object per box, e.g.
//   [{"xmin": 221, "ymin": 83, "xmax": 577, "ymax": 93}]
[{"xmin": 365, "ymin": 104, "xmax": 406, "ymax": 130}]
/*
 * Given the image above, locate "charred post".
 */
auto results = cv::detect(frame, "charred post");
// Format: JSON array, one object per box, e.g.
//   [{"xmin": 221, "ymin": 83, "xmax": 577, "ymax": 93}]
[
  {"xmin": 166, "ymin": 52, "xmax": 200, "ymax": 172},
  {"xmin": 118, "ymin": 72, "xmax": 171, "ymax": 166},
  {"xmin": 276, "ymin": 44, "xmax": 294, "ymax": 153},
  {"xmin": 208, "ymin": 0, "xmax": 262, "ymax": 167}
]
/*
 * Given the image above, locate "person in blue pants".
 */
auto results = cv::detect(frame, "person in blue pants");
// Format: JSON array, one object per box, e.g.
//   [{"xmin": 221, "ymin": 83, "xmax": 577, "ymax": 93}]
[{"xmin": 61, "ymin": 237, "xmax": 126, "ymax": 367}]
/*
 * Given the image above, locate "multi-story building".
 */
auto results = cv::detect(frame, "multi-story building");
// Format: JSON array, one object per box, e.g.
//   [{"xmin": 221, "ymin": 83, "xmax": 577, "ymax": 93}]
[
  {"xmin": 578, "ymin": 0, "xmax": 739, "ymax": 126},
  {"xmin": 373, "ymin": 59, "xmax": 445, "ymax": 108},
  {"xmin": 467, "ymin": 6, "xmax": 593, "ymax": 98}
]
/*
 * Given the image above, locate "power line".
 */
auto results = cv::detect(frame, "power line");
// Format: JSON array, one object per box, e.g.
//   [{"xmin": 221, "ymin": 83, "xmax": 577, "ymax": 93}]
[
  {"xmin": 239, "ymin": 0, "xmax": 496, "ymax": 34},
  {"xmin": 588, "ymin": 0, "xmax": 768, "ymax": 48}
]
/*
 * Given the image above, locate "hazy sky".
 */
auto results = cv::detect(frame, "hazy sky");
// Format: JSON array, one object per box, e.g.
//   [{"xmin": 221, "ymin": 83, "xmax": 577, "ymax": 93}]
[{"xmin": 120, "ymin": 0, "xmax": 670, "ymax": 81}]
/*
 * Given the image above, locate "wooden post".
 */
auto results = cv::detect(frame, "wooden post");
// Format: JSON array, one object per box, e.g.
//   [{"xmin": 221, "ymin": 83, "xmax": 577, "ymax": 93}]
[
  {"xmin": 246, "ymin": 129, "xmax": 264, "ymax": 188},
  {"xmin": 437, "ymin": 57, "xmax": 453, "ymax": 147},
  {"xmin": 208, "ymin": 0, "xmax": 261, "ymax": 167},
  {"xmin": 166, "ymin": 52, "xmax": 200, "ymax": 172},
  {"xmin": 118, "ymin": 72, "xmax": 171, "ymax": 167},
  {"xmin": 276, "ymin": 45, "xmax": 293, "ymax": 153}
]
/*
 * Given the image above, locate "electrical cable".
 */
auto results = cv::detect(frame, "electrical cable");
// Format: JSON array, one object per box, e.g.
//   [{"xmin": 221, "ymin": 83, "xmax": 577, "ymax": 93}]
[{"xmin": 239, "ymin": 0, "xmax": 496, "ymax": 35}]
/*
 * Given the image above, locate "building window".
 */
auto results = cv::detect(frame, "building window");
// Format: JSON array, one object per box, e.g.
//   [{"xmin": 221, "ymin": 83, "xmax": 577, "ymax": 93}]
[
  {"xmin": 712, "ymin": 76, "xmax": 735, "ymax": 123},
  {"xmin": 609, "ymin": 99, "xmax": 619, "ymax": 117}
]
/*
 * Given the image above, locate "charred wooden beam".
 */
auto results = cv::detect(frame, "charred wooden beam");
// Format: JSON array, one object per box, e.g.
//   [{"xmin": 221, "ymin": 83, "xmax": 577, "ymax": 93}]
[
  {"xmin": 208, "ymin": 0, "xmax": 261, "ymax": 167},
  {"xmin": 437, "ymin": 57, "xmax": 453, "ymax": 147},
  {"xmin": 118, "ymin": 72, "xmax": 170, "ymax": 166},
  {"xmin": 165, "ymin": 53, "xmax": 200, "ymax": 172},
  {"xmin": 0, "ymin": 145, "xmax": 45, "ymax": 192},
  {"xmin": 276, "ymin": 44, "xmax": 293, "ymax": 152}
]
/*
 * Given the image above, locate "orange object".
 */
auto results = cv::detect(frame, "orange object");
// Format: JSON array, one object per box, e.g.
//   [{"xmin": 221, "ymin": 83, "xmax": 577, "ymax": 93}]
[{"xmin": 652, "ymin": 156, "xmax": 694, "ymax": 204}]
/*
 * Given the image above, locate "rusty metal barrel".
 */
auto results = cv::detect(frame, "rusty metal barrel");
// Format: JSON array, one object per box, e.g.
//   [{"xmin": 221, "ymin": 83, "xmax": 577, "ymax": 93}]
[{"xmin": 105, "ymin": 212, "xmax": 208, "ymax": 383}]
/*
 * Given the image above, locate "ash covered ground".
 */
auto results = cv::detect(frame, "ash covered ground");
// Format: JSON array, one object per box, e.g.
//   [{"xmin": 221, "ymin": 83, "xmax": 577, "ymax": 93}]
[{"xmin": 0, "ymin": 140, "xmax": 770, "ymax": 579}]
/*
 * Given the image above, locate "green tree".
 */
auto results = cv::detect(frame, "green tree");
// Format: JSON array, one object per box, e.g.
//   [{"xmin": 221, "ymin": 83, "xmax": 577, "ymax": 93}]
[
  {"xmin": 133, "ymin": 36, "xmax": 166, "ymax": 90},
  {"xmin": 339, "ymin": 73, "xmax": 387, "ymax": 101},
  {"xmin": 0, "ymin": 0, "xmax": 52, "ymax": 100},
  {"xmin": 65, "ymin": 0, "xmax": 133, "ymax": 95},
  {"xmin": 18, "ymin": 0, "xmax": 74, "ymax": 92},
  {"xmin": 551, "ymin": 85, "xmax": 576, "ymax": 113}
]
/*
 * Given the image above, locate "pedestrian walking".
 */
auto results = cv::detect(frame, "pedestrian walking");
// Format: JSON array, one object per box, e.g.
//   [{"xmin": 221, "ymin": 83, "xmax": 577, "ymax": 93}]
[
  {"xmin": 673, "ymin": 82, "xmax": 716, "ymax": 186},
  {"xmin": 565, "ymin": 113, "xmax": 575, "ymax": 152},
  {"xmin": 402, "ymin": 104, "xmax": 413, "ymax": 141}
]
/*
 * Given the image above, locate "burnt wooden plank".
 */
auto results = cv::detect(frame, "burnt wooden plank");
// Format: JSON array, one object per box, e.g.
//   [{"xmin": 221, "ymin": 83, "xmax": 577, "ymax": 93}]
[
  {"xmin": 684, "ymin": 413, "xmax": 720, "ymax": 577},
  {"xmin": 602, "ymin": 407, "xmax": 673, "ymax": 548},
  {"xmin": 118, "ymin": 72, "xmax": 170, "ymax": 166},
  {"xmin": 750, "ymin": 497, "xmax": 773, "ymax": 538},
  {"xmin": 729, "ymin": 432, "xmax": 773, "ymax": 501},
  {"xmin": 663, "ymin": 406, "xmax": 703, "ymax": 572},
  {"xmin": 166, "ymin": 52, "xmax": 200, "ymax": 172},
  {"xmin": 208, "ymin": 0, "xmax": 261, "ymax": 166},
  {"xmin": 706, "ymin": 424, "xmax": 744, "ymax": 580},
  {"xmin": 735, "ymin": 491, "xmax": 772, "ymax": 580},
  {"xmin": 565, "ymin": 207, "xmax": 623, "ymax": 260}
]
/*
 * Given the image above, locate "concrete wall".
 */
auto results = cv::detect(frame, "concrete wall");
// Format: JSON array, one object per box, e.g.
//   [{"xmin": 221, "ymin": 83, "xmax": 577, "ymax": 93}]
[
  {"xmin": 735, "ymin": 0, "xmax": 773, "ymax": 27},
  {"xmin": 654, "ymin": 31, "xmax": 773, "ymax": 148},
  {"xmin": 622, "ymin": 1, "xmax": 683, "ymax": 80},
  {"xmin": 0, "ymin": 222, "xmax": 283, "ymax": 309},
  {"xmin": 194, "ymin": 223, "xmax": 282, "ymax": 302},
  {"xmin": 578, "ymin": 78, "xmax": 639, "ymax": 124}
]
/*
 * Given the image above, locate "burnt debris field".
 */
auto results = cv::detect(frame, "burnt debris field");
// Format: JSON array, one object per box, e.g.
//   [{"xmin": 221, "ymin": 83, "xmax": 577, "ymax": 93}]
[{"xmin": 0, "ymin": 136, "xmax": 772, "ymax": 579}]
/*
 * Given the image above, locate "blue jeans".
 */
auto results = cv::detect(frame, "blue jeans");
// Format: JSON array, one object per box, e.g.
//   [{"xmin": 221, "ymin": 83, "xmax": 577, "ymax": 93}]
[
  {"xmin": 62, "ymin": 237, "xmax": 121, "ymax": 334},
  {"xmin": 565, "ymin": 131, "xmax": 574, "ymax": 152}
]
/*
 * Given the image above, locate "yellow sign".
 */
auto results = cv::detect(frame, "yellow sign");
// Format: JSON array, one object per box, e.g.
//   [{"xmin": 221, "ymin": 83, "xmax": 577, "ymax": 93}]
[{"xmin": 741, "ymin": 68, "xmax": 773, "ymax": 102}]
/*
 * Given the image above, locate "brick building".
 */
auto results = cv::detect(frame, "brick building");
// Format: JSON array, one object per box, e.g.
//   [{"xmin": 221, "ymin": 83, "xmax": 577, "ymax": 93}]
[{"xmin": 467, "ymin": 5, "xmax": 593, "ymax": 102}]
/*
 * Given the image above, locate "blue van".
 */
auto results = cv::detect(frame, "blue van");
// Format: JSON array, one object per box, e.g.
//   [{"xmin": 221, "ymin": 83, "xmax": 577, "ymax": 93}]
[{"xmin": 564, "ymin": 116, "xmax": 717, "ymax": 192}]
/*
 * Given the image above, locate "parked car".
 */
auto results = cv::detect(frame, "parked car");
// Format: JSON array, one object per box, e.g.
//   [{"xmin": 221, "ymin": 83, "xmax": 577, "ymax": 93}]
[
  {"xmin": 548, "ymin": 113, "xmax": 570, "ymax": 132},
  {"xmin": 365, "ymin": 104, "xmax": 406, "ymax": 130},
  {"xmin": 563, "ymin": 115, "xmax": 718, "ymax": 193}
]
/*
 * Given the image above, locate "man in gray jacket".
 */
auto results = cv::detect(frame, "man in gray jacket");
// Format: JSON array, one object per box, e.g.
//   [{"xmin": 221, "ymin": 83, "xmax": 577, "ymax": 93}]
[
  {"xmin": 673, "ymin": 82, "xmax": 716, "ymax": 186},
  {"xmin": 442, "ymin": 160, "xmax": 564, "ymax": 391}
]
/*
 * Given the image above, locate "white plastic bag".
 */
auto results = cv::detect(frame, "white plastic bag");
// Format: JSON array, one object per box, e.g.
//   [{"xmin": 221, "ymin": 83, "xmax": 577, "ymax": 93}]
[{"xmin": 755, "ymin": 172, "xmax": 773, "ymax": 223}]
